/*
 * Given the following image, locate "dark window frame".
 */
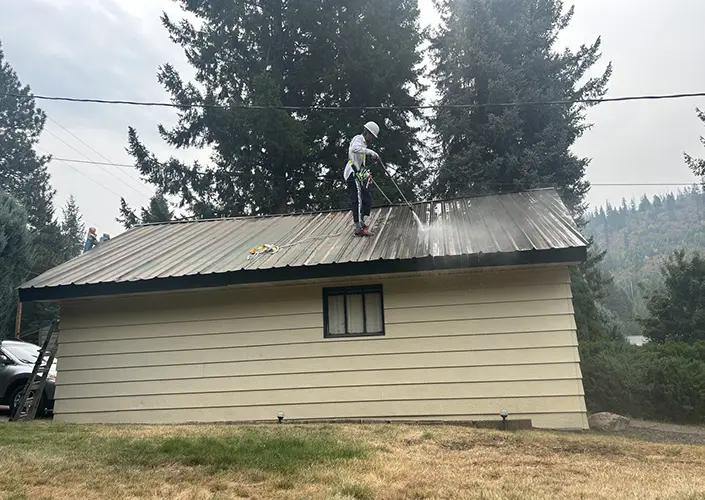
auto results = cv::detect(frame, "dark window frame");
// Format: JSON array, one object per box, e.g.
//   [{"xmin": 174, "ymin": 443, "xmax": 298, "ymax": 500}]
[{"xmin": 322, "ymin": 284, "xmax": 385, "ymax": 338}]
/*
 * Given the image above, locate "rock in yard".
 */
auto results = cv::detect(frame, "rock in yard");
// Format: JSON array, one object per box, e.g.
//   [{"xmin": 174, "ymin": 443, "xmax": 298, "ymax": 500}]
[{"xmin": 589, "ymin": 412, "xmax": 631, "ymax": 432}]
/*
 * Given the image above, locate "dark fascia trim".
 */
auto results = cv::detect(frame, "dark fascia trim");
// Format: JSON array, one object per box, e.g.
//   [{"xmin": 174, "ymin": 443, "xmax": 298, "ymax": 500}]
[{"xmin": 18, "ymin": 246, "xmax": 586, "ymax": 303}]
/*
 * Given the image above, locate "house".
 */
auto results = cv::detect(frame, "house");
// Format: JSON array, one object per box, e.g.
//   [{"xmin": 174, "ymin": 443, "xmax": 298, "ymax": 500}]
[{"xmin": 19, "ymin": 188, "xmax": 590, "ymax": 429}]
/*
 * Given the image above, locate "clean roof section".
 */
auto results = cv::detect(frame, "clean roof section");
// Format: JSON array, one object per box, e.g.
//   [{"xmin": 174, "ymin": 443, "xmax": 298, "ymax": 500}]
[{"xmin": 19, "ymin": 188, "xmax": 588, "ymax": 301}]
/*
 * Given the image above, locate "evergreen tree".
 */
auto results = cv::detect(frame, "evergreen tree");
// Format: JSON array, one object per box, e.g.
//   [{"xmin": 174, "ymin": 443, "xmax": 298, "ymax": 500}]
[
  {"xmin": 60, "ymin": 195, "xmax": 85, "ymax": 260},
  {"xmin": 429, "ymin": 0, "xmax": 611, "ymax": 216},
  {"xmin": 127, "ymin": 0, "xmax": 427, "ymax": 218},
  {"xmin": 0, "ymin": 191, "xmax": 32, "ymax": 337},
  {"xmin": 141, "ymin": 193, "xmax": 174, "ymax": 224},
  {"xmin": 652, "ymin": 194, "xmax": 663, "ymax": 209},
  {"xmin": 117, "ymin": 192, "xmax": 174, "ymax": 229},
  {"xmin": 569, "ymin": 243, "xmax": 623, "ymax": 343},
  {"xmin": 427, "ymin": 0, "xmax": 613, "ymax": 349},
  {"xmin": 0, "ymin": 41, "xmax": 64, "ymax": 335},
  {"xmin": 586, "ymin": 187, "xmax": 705, "ymax": 325},
  {"xmin": 117, "ymin": 198, "xmax": 140, "ymax": 230},
  {"xmin": 665, "ymin": 192, "xmax": 676, "ymax": 217},
  {"xmin": 685, "ymin": 107, "xmax": 705, "ymax": 180},
  {"xmin": 641, "ymin": 249, "xmax": 705, "ymax": 344},
  {"xmin": 0, "ymin": 42, "xmax": 55, "ymax": 226}
]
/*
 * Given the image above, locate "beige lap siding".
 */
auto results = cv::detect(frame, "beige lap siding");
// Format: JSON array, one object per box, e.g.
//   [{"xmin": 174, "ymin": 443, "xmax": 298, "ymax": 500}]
[{"xmin": 54, "ymin": 266, "xmax": 588, "ymax": 429}]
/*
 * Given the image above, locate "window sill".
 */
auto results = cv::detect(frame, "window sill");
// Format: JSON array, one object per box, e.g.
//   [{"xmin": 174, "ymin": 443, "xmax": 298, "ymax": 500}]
[{"xmin": 324, "ymin": 331, "xmax": 385, "ymax": 339}]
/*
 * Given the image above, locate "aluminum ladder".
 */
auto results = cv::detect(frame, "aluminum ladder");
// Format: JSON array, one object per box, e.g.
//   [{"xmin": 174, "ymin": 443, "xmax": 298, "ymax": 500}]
[{"xmin": 10, "ymin": 320, "xmax": 60, "ymax": 422}]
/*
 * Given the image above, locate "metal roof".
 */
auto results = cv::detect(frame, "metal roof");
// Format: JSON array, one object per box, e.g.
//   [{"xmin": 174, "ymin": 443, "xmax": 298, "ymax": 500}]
[{"xmin": 19, "ymin": 188, "xmax": 588, "ymax": 301}]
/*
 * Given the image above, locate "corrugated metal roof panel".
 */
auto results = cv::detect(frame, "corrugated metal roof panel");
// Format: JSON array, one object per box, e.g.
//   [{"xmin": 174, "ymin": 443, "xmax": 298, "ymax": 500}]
[{"xmin": 19, "ymin": 188, "xmax": 587, "ymax": 293}]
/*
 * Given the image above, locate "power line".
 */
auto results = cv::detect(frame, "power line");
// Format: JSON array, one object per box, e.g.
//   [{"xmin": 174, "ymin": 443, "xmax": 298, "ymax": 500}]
[
  {"xmin": 46, "ymin": 116, "xmax": 148, "ymax": 190},
  {"xmin": 54, "ymin": 157, "xmax": 135, "ymax": 168},
  {"xmin": 44, "ymin": 126, "xmax": 152, "ymax": 200},
  {"xmin": 37, "ymin": 145, "xmax": 126, "ymax": 199},
  {"xmin": 49, "ymin": 157, "xmax": 701, "ymax": 187},
  {"xmin": 4, "ymin": 91, "xmax": 705, "ymax": 110},
  {"xmin": 588, "ymin": 182, "xmax": 701, "ymax": 186}
]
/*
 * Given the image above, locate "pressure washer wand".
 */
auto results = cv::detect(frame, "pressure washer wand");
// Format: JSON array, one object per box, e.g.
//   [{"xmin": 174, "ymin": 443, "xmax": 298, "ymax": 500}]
[
  {"xmin": 379, "ymin": 160, "xmax": 412, "ymax": 208},
  {"xmin": 369, "ymin": 176, "xmax": 394, "ymax": 206},
  {"xmin": 377, "ymin": 159, "xmax": 426, "ymax": 231}
]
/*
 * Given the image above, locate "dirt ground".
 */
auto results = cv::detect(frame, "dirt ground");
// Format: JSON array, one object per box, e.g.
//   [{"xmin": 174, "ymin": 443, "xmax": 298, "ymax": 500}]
[{"xmin": 601, "ymin": 418, "xmax": 705, "ymax": 446}]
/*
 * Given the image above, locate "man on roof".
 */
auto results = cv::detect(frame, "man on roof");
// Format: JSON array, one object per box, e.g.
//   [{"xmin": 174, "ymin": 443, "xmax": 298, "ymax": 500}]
[{"xmin": 343, "ymin": 121, "xmax": 381, "ymax": 237}]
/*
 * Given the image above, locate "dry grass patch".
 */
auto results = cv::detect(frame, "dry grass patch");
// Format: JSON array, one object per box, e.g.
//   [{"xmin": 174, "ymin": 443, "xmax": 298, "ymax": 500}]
[{"xmin": 1, "ymin": 422, "xmax": 705, "ymax": 499}]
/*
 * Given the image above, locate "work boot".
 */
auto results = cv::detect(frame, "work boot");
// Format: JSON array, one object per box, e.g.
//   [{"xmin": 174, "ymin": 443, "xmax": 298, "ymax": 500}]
[{"xmin": 354, "ymin": 227, "xmax": 373, "ymax": 237}]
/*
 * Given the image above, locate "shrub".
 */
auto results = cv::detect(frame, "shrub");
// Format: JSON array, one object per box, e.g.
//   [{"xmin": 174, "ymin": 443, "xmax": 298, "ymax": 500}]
[
  {"xmin": 580, "ymin": 340, "xmax": 648, "ymax": 417},
  {"xmin": 642, "ymin": 341, "xmax": 705, "ymax": 424},
  {"xmin": 581, "ymin": 339, "xmax": 705, "ymax": 424},
  {"xmin": 643, "ymin": 340, "xmax": 705, "ymax": 361}
]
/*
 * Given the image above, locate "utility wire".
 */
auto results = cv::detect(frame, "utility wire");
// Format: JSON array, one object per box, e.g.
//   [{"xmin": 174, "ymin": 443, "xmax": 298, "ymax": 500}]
[
  {"xmin": 44, "ymin": 126, "xmax": 152, "ymax": 200},
  {"xmin": 46, "ymin": 116, "xmax": 148, "ymax": 191},
  {"xmin": 37, "ymin": 145, "xmax": 125, "ymax": 199},
  {"xmin": 50, "ymin": 157, "xmax": 701, "ymax": 187},
  {"xmin": 4, "ymin": 91, "xmax": 705, "ymax": 110},
  {"xmin": 54, "ymin": 157, "xmax": 134, "ymax": 167}
]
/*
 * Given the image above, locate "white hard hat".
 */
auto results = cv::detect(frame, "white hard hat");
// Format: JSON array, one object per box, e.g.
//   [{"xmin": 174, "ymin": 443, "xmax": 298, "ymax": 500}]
[{"xmin": 363, "ymin": 121, "xmax": 379, "ymax": 138}]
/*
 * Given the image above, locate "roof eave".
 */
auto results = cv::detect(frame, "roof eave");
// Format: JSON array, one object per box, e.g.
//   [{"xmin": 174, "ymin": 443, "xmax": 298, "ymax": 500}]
[{"xmin": 18, "ymin": 246, "xmax": 586, "ymax": 303}]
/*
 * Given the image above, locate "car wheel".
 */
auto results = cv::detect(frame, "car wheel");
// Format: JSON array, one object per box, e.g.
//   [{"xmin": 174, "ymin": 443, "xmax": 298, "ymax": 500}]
[{"xmin": 8, "ymin": 385, "xmax": 34, "ymax": 418}]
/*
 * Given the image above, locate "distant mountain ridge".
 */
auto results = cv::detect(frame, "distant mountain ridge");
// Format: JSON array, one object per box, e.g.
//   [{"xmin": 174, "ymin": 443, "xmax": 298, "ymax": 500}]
[{"xmin": 584, "ymin": 185, "xmax": 705, "ymax": 334}]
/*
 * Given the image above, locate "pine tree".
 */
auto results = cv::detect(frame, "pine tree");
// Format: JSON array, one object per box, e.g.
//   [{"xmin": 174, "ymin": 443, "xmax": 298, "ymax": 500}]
[
  {"xmin": 117, "ymin": 192, "xmax": 174, "ymax": 229},
  {"xmin": 641, "ymin": 249, "xmax": 705, "ymax": 344},
  {"xmin": 429, "ymin": 0, "xmax": 611, "ymax": 216},
  {"xmin": 117, "ymin": 198, "xmax": 140, "ymax": 229},
  {"xmin": 0, "ymin": 191, "xmax": 32, "ymax": 337},
  {"xmin": 665, "ymin": 192, "xmax": 676, "ymax": 213},
  {"xmin": 60, "ymin": 195, "xmax": 85, "ymax": 260},
  {"xmin": 0, "ymin": 42, "xmax": 55, "ymax": 225},
  {"xmin": 684, "ymin": 108, "xmax": 705, "ymax": 180},
  {"xmin": 638, "ymin": 194, "xmax": 651, "ymax": 212},
  {"xmin": 0, "ymin": 42, "xmax": 65, "ymax": 335},
  {"xmin": 428, "ymin": 0, "xmax": 616, "ymax": 351},
  {"xmin": 141, "ymin": 193, "xmax": 174, "ymax": 224},
  {"xmin": 127, "ymin": 0, "xmax": 427, "ymax": 218}
]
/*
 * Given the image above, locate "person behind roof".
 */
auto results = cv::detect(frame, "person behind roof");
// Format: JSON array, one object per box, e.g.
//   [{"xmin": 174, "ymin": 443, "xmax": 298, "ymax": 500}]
[{"xmin": 84, "ymin": 227, "xmax": 98, "ymax": 252}]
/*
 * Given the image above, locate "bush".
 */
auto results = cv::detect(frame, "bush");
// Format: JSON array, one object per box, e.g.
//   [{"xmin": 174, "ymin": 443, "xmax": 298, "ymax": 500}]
[
  {"xmin": 643, "ymin": 340, "xmax": 705, "ymax": 361},
  {"xmin": 580, "ymin": 339, "xmax": 648, "ymax": 418},
  {"xmin": 581, "ymin": 339, "xmax": 705, "ymax": 424},
  {"xmin": 642, "ymin": 341, "xmax": 705, "ymax": 424}
]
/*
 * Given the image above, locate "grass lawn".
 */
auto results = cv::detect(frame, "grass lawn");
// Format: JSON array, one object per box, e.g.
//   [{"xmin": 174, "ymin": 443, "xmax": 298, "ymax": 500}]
[{"xmin": 1, "ymin": 422, "xmax": 705, "ymax": 500}]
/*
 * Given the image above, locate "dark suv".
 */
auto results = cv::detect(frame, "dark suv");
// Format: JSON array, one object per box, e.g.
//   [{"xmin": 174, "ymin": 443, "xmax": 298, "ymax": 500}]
[{"xmin": 0, "ymin": 339, "xmax": 56, "ymax": 417}]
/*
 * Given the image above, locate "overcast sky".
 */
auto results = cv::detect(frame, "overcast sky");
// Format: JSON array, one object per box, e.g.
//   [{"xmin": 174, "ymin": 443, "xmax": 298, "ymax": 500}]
[{"xmin": 1, "ymin": 0, "xmax": 704, "ymax": 236}]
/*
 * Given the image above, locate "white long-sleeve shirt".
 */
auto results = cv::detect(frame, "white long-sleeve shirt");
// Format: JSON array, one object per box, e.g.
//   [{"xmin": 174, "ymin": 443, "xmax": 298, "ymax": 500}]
[{"xmin": 343, "ymin": 134, "xmax": 378, "ymax": 181}]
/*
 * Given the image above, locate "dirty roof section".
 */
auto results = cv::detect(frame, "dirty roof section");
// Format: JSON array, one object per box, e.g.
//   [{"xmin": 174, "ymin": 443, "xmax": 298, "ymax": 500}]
[{"xmin": 19, "ymin": 188, "xmax": 588, "ymax": 301}]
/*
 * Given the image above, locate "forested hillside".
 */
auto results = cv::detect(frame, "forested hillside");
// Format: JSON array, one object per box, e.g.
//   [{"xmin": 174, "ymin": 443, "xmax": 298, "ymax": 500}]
[{"xmin": 585, "ymin": 185, "xmax": 705, "ymax": 334}]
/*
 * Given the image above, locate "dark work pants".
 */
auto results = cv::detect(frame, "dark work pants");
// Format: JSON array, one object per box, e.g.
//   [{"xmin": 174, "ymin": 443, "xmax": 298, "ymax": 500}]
[{"xmin": 347, "ymin": 177, "xmax": 372, "ymax": 225}]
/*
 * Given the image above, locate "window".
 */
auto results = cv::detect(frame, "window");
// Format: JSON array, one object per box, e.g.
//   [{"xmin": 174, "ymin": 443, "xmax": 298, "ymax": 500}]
[
  {"xmin": 2, "ymin": 342, "xmax": 40, "ymax": 364},
  {"xmin": 323, "ymin": 285, "xmax": 385, "ymax": 338}
]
